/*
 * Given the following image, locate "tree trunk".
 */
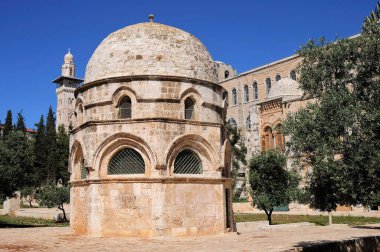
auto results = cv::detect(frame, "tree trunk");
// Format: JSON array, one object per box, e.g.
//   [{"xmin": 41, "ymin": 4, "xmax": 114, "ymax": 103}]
[
  {"xmin": 28, "ymin": 200, "xmax": 32, "ymax": 208},
  {"xmin": 328, "ymin": 211, "xmax": 333, "ymax": 226},
  {"xmin": 264, "ymin": 208, "xmax": 274, "ymax": 225},
  {"xmin": 58, "ymin": 204, "xmax": 67, "ymax": 222}
]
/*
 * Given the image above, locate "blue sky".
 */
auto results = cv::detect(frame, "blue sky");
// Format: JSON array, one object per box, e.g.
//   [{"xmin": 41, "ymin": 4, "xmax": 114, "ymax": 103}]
[{"xmin": 0, "ymin": 0, "xmax": 377, "ymax": 128}]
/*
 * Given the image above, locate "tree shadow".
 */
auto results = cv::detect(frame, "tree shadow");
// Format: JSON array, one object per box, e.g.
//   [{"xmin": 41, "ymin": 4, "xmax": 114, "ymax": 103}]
[
  {"xmin": 292, "ymin": 236, "xmax": 380, "ymax": 252},
  {"xmin": 352, "ymin": 225, "xmax": 380, "ymax": 230},
  {"xmin": 0, "ymin": 222, "xmax": 49, "ymax": 228}
]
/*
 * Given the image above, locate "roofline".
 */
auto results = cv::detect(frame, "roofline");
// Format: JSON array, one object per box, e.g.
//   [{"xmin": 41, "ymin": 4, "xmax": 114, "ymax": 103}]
[
  {"xmin": 218, "ymin": 54, "xmax": 300, "ymax": 84},
  {"xmin": 52, "ymin": 76, "xmax": 84, "ymax": 84}
]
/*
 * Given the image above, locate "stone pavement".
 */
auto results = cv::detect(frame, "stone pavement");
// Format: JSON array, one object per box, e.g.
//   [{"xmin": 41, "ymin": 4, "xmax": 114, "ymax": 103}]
[{"xmin": 1, "ymin": 224, "xmax": 380, "ymax": 251}]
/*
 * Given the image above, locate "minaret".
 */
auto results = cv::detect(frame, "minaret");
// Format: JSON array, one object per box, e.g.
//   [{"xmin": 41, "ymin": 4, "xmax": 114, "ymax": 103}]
[{"xmin": 52, "ymin": 50, "xmax": 83, "ymax": 131}]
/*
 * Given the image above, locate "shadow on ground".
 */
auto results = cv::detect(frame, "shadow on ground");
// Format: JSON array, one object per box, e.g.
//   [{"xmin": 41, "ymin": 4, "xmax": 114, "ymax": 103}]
[{"xmin": 292, "ymin": 235, "xmax": 380, "ymax": 252}]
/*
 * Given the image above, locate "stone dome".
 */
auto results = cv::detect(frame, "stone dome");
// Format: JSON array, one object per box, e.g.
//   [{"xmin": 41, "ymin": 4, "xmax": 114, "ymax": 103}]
[
  {"xmin": 84, "ymin": 22, "xmax": 217, "ymax": 83},
  {"xmin": 267, "ymin": 77, "xmax": 303, "ymax": 101},
  {"xmin": 64, "ymin": 51, "xmax": 73, "ymax": 63}
]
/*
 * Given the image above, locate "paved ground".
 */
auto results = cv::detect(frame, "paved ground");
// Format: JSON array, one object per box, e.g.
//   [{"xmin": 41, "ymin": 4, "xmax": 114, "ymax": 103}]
[{"xmin": 1, "ymin": 224, "xmax": 380, "ymax": 251}]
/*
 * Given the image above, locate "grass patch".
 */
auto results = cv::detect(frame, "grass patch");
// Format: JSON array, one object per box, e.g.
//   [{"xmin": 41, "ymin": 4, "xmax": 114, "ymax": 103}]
[
  {"xmin": 0, "ymin": 215, "xmax": 69, "ymax": 228},
  {"xmin": 234, "ymin": 213, "xmax": 380, "ymax": 226}
]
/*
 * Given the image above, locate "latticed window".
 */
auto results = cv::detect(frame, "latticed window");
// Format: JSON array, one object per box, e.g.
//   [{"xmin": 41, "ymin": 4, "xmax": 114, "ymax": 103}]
[
  {"xmin": 174, "ymin": 149, "xmax": 202, "ymax": 174},
  {"xmin": 184, "ymin": 97, "xmax": 195, "ymax": 120},
  {"xmin": 253, "ymin": 82, "xmax": 258, "ymax": 100},
  {"xmin": 81, "ymin": 159, "xmax": 87, "ymax": 179},
  {"xmin": 108, "ymin": 148, "xmax": 145, "ymax": 174},
  {"xmin": 290, "ymin": 70, "xmax": 297, "ymax": 81},
  {"xmin": 244, "ymin": 85, "xmax": 249, "ymax": 102},
  {"xmin": 266, "ymin": 78, "xmax": 271, "ymax": 96},
  {"xmin": 119, "ymin": 96, "xmax": 131, "ymax": 119},
  {"xmin": 232, "ymin": 88, "xmax": 237, "ymax": 105},
  {"xmin": 276, "ymin": 74, "xmax": 281, "ymax": 81}
]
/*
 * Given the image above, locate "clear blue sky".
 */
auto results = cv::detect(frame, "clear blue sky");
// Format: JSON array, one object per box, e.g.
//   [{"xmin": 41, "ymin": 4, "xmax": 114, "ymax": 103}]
[{"xmin": 0, "ymin": 0, "xmax": 377, "ymax": 128}]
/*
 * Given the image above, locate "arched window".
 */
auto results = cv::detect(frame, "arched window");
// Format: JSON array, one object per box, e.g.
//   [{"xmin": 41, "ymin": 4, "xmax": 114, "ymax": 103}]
[
  {"xmin": 232, "ymin": 88, "xmax": 237, "ymax": 105},
  {"xmin": 262, "ymin": 126, "xmax": 274, "ymax": 151},
  {"xmin": 228, "ymin": 118, "xmax": 237, "ymax": 129},
  {"xmin": 266, "ymin": 78, "xmax": 271, "ymax": 96},
  {"xmin": 184, "ymin": 97, "xmax": 195, "ymax": 120},
  {"xmin": 246, "ymin": 115, "xmax": 251, "ymax": 130},
  {"xmin": 275, "ymin": 74, "xmax": 281, "ymax": 81},
  {"xmin": 225, "ymin": 70, "xmax": 230, "ymax": 79},
  {"xmin": 81, "ymin": 159, "xmax": 87, "ymax": 179},
  {"xmin": 108, "ymin": 148, "xmax": 145, "ymax": 174},
  {"xmin": 290, "ymin": 70, "xmax": 296, "ymax": 81},
  {"xmin": 174, "ymin": 149, "xmax": 202, "ymax": 174},
  {"xmin": 244, "ymin": 85, "xmax": 249, "ymax": 102},
  {"xmin": 275, "ymin": 124, "xmax": 285, "ymax": 151},
  {"xmin": 253, "ymin": 82, "xmax": 258, "ymax": 100},
  {"xmin": 119, "ymin": 96, "xmax": 132, "ymax": 119}
]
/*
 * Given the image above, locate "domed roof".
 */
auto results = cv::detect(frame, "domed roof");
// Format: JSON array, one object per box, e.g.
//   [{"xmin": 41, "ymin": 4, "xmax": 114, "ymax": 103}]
[
  {"xmin": 64, "ymin": 50, "xmax": 73, "ymax": 61},
  {"xmin": 267, "ymin": 77, "xmax": 303, "ymax": 101},
  {"xmin": 84, "ymin": 22, "xmax": 217, "ymax": 83}
]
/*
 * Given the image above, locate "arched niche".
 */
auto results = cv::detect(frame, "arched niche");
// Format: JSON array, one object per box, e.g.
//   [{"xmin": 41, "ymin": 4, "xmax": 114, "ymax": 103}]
[
  {"xmin": 165, "ymin": 134, "xmax": 219, "ymax": 176},
  {"xmin": 92, "ymin": 132, "xmax": 156, "ymax": 178}
]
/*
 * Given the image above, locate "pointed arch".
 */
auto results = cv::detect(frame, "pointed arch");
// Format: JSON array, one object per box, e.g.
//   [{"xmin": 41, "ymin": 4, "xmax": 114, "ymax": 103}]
[
  {"xmin": 165, "ymin": 134, "xmax": 219, "ymax": 175},
  {"xmin": 92, "ymin": 132, "xmax": 156, "ymax": 178}
]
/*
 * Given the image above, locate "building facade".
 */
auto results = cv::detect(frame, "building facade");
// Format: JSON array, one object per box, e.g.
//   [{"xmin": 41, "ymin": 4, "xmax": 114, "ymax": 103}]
[{"xmin": 64, "ymin": 19, "xmax": 233, "ymax": 238}]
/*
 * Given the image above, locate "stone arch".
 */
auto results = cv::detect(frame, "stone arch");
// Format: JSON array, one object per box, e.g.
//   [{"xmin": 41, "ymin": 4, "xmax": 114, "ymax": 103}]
[
  {"xmin": 70, "ymin": 140, "xmax": 86, "ymax": 180},
  {"xmin": 92, "ymin": 132, "xmax": 156, "ymax": 178},
  {"xmin": 165, "ymin": 134, "xmax": 219, "ymax": 175},
  {"xmin": 112, "ymin": 86, "xmax": 137, "ymax": 107},
  {"xmin": 112, "ymin": 86, "xmax": 138, "ymax": 119},
  {"xmin": 180, "ymin": 88, "xmax": 202, "ymax": 120}
]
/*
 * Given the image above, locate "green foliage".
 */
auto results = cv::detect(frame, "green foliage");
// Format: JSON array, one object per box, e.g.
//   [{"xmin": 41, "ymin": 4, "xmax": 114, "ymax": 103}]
[
  {"xmin": 56, "ymin": 125, "xmax": 70, "ymax": 184},
  {"xmin": 0, "ymin": 215, "xmax": 68, "ymax": 228},
  {"xmin": 248, "ymin": 150, "xmax": 300, "ymax": 224},
  {"xmin": 20, "ymin": 187, "xmax": 38, "ymax": 208},
  {"xmin": 0, "ymin": 131, "xmax": 34, "ymax": 201},
  {"xmin": 38, "ymin": 183, "xmax": 70, "ymax": 222},
  {"xmin": 2, "ymin": 110, "xmax": 13, "ymax": 139},
  {"xmin": 225, "ymin": 124, "xmax": 248, "ymax": 200},
  {"xmin": 283, "ymin": 3, "xmax": 380, "ymax": 212},
  {"xmin": 234, "ymin": 213, "xmax": 380, "ymax": 226},
  {"xmin": 46, "ymin": 106, "xmax": 58, "ymax": 182},
  {"xmin": 15, "ymin": 112, "xmax": 26, "ymax": 133}
]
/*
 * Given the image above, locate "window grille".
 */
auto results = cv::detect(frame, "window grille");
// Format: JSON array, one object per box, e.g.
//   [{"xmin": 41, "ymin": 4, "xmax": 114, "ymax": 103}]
[
  {"xmin": 184, "ymin": 98, "xmax": 195, "ymax": 120},
  {"xmin": 108, "ymin": 148, "xmax": 145, "ymax": 174},
  {"xmin": 119, "ymin": 96, "xmax": 131, "ymax": 119},
  {"xmin": 174, "ymin": 149, "xmax": 202, "ymax": 174},
  {"xmin": 81, "ymin": 159, "xmax": 87, "ymax": 179}
]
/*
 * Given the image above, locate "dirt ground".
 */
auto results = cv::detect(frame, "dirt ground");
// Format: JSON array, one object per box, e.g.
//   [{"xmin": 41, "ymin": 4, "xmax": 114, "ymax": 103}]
[{"xmin": 1, "ymin": 224, "xmax": 380, "ymax": 251}]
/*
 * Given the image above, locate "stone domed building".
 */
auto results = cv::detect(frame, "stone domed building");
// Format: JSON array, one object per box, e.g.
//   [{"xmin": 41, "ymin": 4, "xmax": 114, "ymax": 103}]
[{"xmin": 66, "ymin": 18, "xmax": 233, "ymax": 237}]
